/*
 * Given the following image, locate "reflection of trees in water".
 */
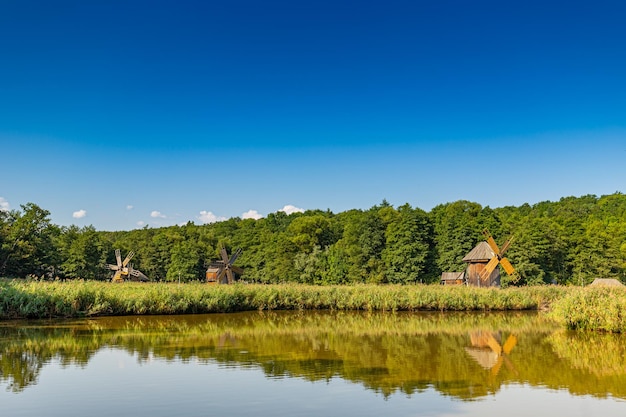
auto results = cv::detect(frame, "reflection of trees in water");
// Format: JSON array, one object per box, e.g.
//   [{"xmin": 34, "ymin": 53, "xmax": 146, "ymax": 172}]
[
  {"xmin": 548, "ymin": 331, "xmax": 626, "ymax": 377},
  {"xmin": 0, "ymin": 350, "xmax": 42, "ymax": 392},
  {"xmin": 0, "ymin": 326, "xmax": 97, "ymax": 392},
  {"xmin": 1, "ymin": 312, "xmax": 625, "ymax": 400},
  {"xmin": 546, "ymin": 330, "xmax": 626, "ymax": 398}
]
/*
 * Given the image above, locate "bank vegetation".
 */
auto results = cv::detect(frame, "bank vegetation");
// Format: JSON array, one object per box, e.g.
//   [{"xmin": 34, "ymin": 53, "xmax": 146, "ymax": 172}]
[{"xmin": 1, "ymin": 280, "xmax": 624, "ymax": 332}]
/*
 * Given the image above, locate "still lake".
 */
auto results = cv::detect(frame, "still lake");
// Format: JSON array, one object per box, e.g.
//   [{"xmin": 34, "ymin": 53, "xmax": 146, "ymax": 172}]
[{"xmin": 1, "ymin": 311, "xmax": 625, "ymax": 417}]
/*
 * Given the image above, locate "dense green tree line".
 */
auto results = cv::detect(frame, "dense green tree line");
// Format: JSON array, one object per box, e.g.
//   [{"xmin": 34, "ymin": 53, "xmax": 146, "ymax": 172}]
[{"xmin": 1, "ymin": 193, "xmax": 625, "ymax": 285}]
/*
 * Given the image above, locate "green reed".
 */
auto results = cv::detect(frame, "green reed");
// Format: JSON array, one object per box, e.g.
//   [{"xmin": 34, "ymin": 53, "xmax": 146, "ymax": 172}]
[
  {"xmin": 548, "ymin": 286, "xmax": 626, "ymax": 332},
  {"xmin": 3, "ymin": 279, "xmax": 625, "ymax": 332},
  {"xmin": 1, "ymin": 279, "xmax": 570, "ymax": 319}
]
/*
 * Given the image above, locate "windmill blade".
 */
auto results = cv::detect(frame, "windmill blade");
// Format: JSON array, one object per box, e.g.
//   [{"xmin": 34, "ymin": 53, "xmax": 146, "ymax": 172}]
[
  {"xmin": 502, "ymin": 354, "xmax": 518, "ymax": 376},
  {"xmin": 220, "ymin": 247, "xmax": 230, "ymax": 264},
  {"xmin": 490, "ymin": 356, "xmax": 504, "ymax": 377},
  {"xmin": 122, "ymin": 251, "xmax": 135, "ymax": 267},
  {"xmin": 112, "ymin": 270, "xmax": 123, "ymax": 283},
  {"xmin": 231, "ymin": 265, "xmax": 244, "ymax": 276},
  {"xmin": 482, "ymin": 229, "xmax": 501, "ymax": 255},
  {"xmin": 485, "ymin": 333, "xmax": 503, "ymax": 355},
  {"xmin": 115, "ymin": 249, "xmax": 122, "ymax": 267},
  {"xmin": 229, "ymin": 248, "xmax": 242, "ymax": 265},
  {"xmin": 107, "ymin": 264, "xmax": 120, "ymax": 271},
  {"xmin": 500, "ymin": 257, "xmax": 516, "ymax": 275},
  {"xmin": 480, "ymin": 256, "xmax": 500, "ymax": 280},
  {"xmin": 500, "ymin": 237, "xmax": 513, "ymax": 256},
  {"xmin": 216, "ymin": 268, "xmax": 227, "ymax": 284},
  {"xmin": 130, "ymin": 269, "xmax": 149, "ymax": 281},
  {"xmin": 502, "ymin": 334, "xmax": 517, "ymax": 355},
  {"xmin": 484, "ymin": 235, "xmax": 501, "ymax": 256},
  {"xmin": 226, "ymin": 269, "xmax": 235, "ymax": 284}
]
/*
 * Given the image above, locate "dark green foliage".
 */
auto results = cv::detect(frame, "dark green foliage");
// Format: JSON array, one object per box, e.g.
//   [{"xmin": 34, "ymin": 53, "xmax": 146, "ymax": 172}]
[
  {"xmin": 57, "ymin": 226, "xmax": 110, "ymax": 280},
  {"xmin": 0, "ymin": 203, "xmax": 59, "ymax": 278},
  {"xmin": 430, "ymin": 201, "xmax": 490, "ymax": 275},
  {"xmin": 382, "ymin": 204, "xmax": 435, "ymax": 284},
  {"xmin": 1, "ymin": 193, "xmax": 625, "ymax": 285},
  {"xmin": 166, "ymin": 240, "xmax": 202, "ymax": 282},
  {"xmin": 335, "ymin": 206, "xmax": 388, "ymax": 283}
]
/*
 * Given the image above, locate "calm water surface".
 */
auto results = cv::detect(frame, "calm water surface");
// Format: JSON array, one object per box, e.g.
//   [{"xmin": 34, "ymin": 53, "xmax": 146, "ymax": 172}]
[{"xmin": 1, "ymin": 311, "xmax": 625, "ymax": 416}]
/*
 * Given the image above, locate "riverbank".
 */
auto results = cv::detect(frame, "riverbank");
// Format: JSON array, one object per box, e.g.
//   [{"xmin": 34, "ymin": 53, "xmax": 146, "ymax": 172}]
[{"xmin": 0, "ymin": 280, "xmax": 624, "ymax": 332}]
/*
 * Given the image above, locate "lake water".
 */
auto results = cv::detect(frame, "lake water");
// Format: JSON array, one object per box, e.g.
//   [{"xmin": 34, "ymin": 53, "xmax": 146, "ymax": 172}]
[{"xmin": 1, "ymin": 311, "xmax": 625, "ymax": 416}]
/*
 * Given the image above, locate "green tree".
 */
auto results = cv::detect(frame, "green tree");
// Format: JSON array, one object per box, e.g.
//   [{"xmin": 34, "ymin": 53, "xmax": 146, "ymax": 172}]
[
  {"xmin": 59, "ymin": 226, "xmax": 110, "ymax": 280},
  {"xmin": 382, "ymin": 204, "xmax": 435, "ymax": 283},
  {"xmin": 166, "ymin": 239, "xmax": 201, "ymax": 282},
  {"xmin": 0, "ymin": 203, "xmax": 59, "ymax": 277},
  {"xmin": 134, "ymin": 229, "xmax": 177, "ymax": 281},
  {"xmin": 430, "ymin": 201, "xmax": 486, "ymax": 275},
  {"xmin": 287, "ymin": 214, "xmax": 337, "ymax": 253},
  {"xmin": 294, "ymin": 245, "xmax": 325, "ymax": 284},
  {"xmin": 334, "ymin": 207, "xmax": 387, "ymax": 283},
  {"xmin": 319, "ymin": 244, "xmax": 349, "ymax": 284}
]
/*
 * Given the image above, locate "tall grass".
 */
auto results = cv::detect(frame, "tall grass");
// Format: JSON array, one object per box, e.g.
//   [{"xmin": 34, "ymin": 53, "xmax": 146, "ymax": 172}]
[
  {"xmin": 548, "ymin": 286, "xmax": 626, "ymax": 332},
  {"xmin": 1, "ymin": 279, "xmax": 563, "ymax": 317},
  {"xmin": 2, "ymin": 280, "xmax": 625, "ymax": 332}
]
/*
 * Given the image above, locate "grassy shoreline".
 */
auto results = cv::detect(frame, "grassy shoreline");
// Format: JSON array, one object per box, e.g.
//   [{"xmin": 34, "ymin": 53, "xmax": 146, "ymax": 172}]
[{"xmin": 1, "ymin": 280, "xmax": 624, "ymax": 332}]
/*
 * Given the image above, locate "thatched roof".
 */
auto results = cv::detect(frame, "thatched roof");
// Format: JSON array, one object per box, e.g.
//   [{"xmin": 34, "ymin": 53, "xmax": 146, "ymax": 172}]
[
  {"xmin": 589, "ymin": 278, "xmax": 624, "ymax": 287},
  {"xmin": 462, "ymin": 241, "xmax": 495, "ymax": 262}
]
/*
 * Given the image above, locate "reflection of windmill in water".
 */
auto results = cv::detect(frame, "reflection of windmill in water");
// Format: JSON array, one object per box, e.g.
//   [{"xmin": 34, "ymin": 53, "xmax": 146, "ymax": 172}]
[
  {"xmin": 205, "ymin": 247, "xmax": 243, "ymax": 284},
  {"xmin": 465, "ymin": 331, "xmax": 517, "ymax": 376},
  {"xmin": 108, "ymin": 249, "xmax": 149, "ymax": 282}
]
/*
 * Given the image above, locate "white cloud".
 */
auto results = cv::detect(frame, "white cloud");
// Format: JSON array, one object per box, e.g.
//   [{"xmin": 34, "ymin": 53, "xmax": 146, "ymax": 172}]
[
  {"xmin": 242, "ymin": 209, "xmax": 263, "ymax": 220},
  {"xmin": 280, "ymin": 204, "xmax": 305, "ymax": 215},
  {"xmin": 151, "ymin": 210, "xmax": 166, "ymax": 218},
  {"xmin": 72, "ymin": 209, "xmax": 87, "ymax": 219},
  {"xmin": 198, "ymin": 210, "xmax": 227, "ymax": 224},
  {"xmin": 137, "ymin": 221, "xmax": 145, "ymax": 227},
  {"xmin": 126, "ymin": 205, "xmax": 134, "ymax": 210},
  {"xmin": 0, "ymin": 197, "xmax": 9, "ymax": 212}
]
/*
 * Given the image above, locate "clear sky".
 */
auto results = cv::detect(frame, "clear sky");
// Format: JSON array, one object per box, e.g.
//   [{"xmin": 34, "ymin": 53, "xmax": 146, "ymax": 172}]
[{"xmin": 1, "ymin": 0, "xmax": 625, "ymax": 231}]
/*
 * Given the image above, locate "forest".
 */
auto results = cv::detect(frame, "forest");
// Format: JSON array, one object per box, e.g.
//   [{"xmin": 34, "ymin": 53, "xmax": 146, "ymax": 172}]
[{"xmin": 1, "ymin": 193, "xmax": 625, "ymax": 286}]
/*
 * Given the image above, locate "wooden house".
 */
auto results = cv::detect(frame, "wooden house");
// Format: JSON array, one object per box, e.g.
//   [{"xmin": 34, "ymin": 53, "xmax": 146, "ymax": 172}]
[
  {"xmin": 462, "ymin": 241, "xmax": 501, "ymax": 287},
  {"xmin": 205, "ymin": 265, "xmax": 223, "ymax": 284},
  {"xmin": 440, "ymin": 271, "xmax": 466, "ymax": 285}
]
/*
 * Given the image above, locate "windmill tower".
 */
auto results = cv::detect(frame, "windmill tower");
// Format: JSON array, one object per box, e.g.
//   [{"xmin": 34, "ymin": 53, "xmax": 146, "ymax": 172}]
[
  {"xmin": 205, "ymin": 247, "xmax": 243, "ymax": 284},
  {"xmin": 462, "ymin": 230, "xmax": 515, "ymax": 287}
]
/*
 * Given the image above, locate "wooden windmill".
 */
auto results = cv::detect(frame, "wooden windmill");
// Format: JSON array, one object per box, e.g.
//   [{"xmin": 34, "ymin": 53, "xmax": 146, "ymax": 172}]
[
  {"xmin": 205, "ymin": 247, "xmax": 243, "ymax": 284},
  {"xmin": 462, "ymin": 229, "xmax": 515, "ymax": 287},
  {"xmin": 108, "ymin": 249, "xmax": 149, "ymax": 282}
]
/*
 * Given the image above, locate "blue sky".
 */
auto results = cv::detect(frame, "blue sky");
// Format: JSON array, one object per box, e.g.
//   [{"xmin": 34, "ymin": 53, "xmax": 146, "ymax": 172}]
[{"xmin": 1, "ymin": 0, "xmax": 625, "ymax": 231}]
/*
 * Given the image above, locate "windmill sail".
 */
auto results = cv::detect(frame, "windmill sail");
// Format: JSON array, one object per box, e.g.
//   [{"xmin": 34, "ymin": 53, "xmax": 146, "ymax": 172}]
[{"xmin": 479, "ymin": 229, "xmax": 516, "ymax": 281}]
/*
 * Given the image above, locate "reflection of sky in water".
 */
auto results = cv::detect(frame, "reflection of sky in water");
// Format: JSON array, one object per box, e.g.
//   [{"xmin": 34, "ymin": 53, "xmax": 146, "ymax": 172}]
[{"xmin": 2, "ymin": 349, "xmax": 624, "ymax": 417}]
